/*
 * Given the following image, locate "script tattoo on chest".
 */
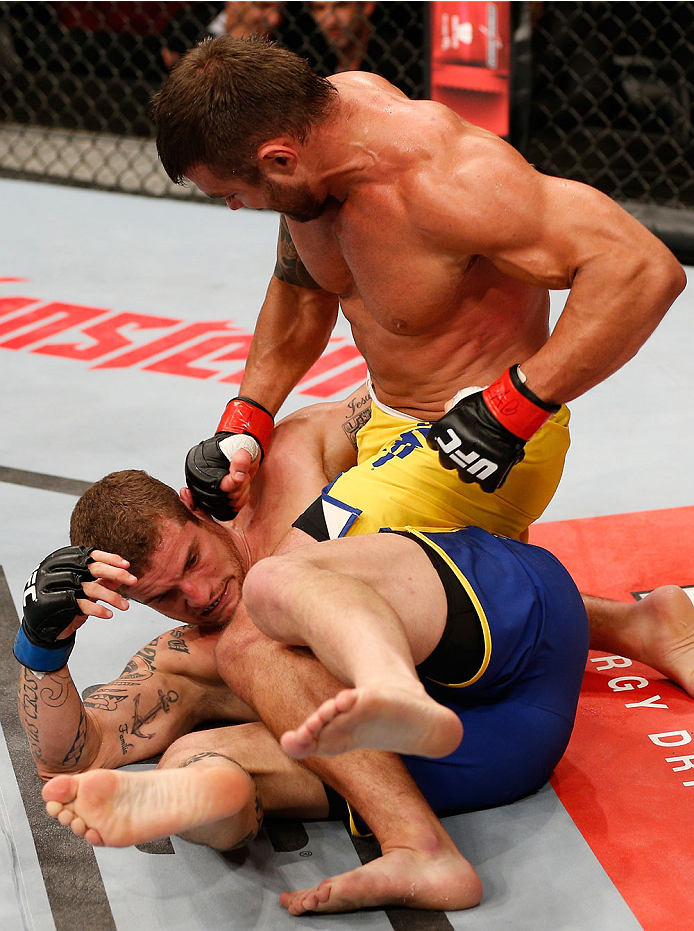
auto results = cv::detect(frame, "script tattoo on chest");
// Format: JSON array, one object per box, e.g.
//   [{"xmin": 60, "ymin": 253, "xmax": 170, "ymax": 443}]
[
  {"xmin": 167, "ymin": 627, "xmax": 190, "ymax": 654},
  {"xmin": 274, "ymin": 216, "xmax": 322, "ymax": 289}
]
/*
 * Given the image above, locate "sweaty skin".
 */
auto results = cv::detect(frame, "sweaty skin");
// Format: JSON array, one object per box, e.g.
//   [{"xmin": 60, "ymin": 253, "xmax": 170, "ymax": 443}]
[
  {"xmin": 27, "ymin": 387, "xmax": 694, "ymax": 913},
  {"xmin": 188, "ymin": 71, "xmax": 684, "ymax": 422}
]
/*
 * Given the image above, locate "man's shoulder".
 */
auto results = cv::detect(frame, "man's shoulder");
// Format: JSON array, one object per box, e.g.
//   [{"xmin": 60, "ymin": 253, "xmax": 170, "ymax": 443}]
[
  {"xmin": 328, "ymin": 70, "xmax": 395, "ymax": 93},
  {"xmin": 146, "ymin": 624, "xmax": 221, "ymax": 680}
]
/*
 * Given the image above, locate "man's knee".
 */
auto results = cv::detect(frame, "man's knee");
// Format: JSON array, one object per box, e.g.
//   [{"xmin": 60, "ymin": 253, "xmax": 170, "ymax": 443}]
[
  {"xmin": 158, "ymin": 731, "xmax": 220, "ymax": 769},
  {"xmin": 158, "ymin": 723, "xmax": 271, "ymax": 772},
  {"xmin": 243, "ymin": 555, "xmax": 301, "ymax": 641}
]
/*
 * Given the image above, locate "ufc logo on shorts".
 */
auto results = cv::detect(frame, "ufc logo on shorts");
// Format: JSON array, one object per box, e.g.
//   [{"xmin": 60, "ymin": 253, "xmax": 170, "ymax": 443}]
[
  {"xmin": 23, "ymin": 567, "xmax": 39, "ymax": 606},
  {"xmin": 435, "ymin": 430, "xmax": 498, "ymax": 481}
]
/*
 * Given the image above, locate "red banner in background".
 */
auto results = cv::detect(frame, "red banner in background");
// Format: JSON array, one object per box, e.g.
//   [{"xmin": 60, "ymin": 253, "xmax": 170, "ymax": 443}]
[{"xmin": 430, "ymin": 2, "xmax": 511, "ymax": 137}]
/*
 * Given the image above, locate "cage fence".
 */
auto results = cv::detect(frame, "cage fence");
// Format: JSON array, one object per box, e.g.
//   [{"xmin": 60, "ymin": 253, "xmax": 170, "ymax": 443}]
[{"xmin": 0, "ymin": 2, "xmax": 692, "ymax": 256}]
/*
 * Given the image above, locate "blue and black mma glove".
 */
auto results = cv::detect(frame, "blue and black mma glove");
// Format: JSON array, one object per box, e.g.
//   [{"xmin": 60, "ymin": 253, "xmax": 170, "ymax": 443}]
[
  {"xmin": 185, "ymin": 397, "xmax": 274, "ymax": 521},
  {"xmin": 427, "ymin": 365, "xmax": 560, "ymax": 493},
  {"xmin": 13, "ymin": 546, "xmax": 95, "ymax": 673}
]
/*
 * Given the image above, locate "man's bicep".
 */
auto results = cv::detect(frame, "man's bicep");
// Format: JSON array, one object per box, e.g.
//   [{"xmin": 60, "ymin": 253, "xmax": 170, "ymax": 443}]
[
  {"xmin": 273, "ymin": 215, "xmax": 323, "ymax": 289},
  {"xmin": 84, "ymin": 633, "xmax": 201, "ymax": 769}
]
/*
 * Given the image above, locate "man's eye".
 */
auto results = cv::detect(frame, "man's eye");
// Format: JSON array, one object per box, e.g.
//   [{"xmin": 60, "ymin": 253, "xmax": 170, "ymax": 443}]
[{"xmin": 187, "ymin": 553, "xmax": 198, "ymax": 569}]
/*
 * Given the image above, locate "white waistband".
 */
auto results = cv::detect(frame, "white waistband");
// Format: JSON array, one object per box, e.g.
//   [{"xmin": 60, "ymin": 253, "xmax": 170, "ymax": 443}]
[{"xmin": 366, "ymin": 373, "xmax": 419, "ymax": 422}]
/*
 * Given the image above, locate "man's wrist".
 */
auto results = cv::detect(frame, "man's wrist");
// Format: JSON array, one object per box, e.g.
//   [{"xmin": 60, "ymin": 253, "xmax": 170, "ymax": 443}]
[
  {"xmin": 216, "ymin": 397, "xmax": 274, "ymax": 451},
  {"xmin": 13, "ymin": 624, "xmax": 75, "ymax": 673},
  {"xmin": 483, "ymin": 365, "xmax": 560, "ymax": 441}
]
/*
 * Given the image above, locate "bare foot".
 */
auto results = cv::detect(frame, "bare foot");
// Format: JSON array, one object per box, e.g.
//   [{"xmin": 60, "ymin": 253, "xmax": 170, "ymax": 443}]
[
  {"xmin": 42, "ymin": 765, "xmax": 252, "ymax": 848},
  {"xmin": 281, "ymin": 843, "xmax": 482, "ymax": 914},
  {"xmin": 280, "ymin": 686, "xmax": 463, "ymax": 759},
  {"xmin": 631, "ymin": 586, "xmax": 694, "ymax": 695}
]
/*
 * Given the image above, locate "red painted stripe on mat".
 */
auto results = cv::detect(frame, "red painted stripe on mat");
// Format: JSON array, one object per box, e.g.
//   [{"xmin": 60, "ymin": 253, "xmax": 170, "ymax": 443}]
[{"xmin": 530, "ymin": 507, "xmax": 694, "ymax": 931}]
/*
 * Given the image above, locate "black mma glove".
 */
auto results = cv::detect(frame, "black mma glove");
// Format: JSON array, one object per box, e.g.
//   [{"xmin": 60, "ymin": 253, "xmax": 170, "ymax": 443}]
[
  {"xmin": 185, "ymin": 396, "xmax": 274, "ymax": 521},
  {"xmin": 426, "ymin": 365, "xmax": 560, "ymax": 493},
  {"xmin": 13, "ymin": 546, "xmax": 95, "ymax": 673}
]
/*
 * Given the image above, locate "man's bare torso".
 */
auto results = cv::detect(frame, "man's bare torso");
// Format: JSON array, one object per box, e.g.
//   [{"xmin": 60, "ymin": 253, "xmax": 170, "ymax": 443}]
[{"xmin": 289, "ymin": 76, "xmax": 551, "ymax": 418}]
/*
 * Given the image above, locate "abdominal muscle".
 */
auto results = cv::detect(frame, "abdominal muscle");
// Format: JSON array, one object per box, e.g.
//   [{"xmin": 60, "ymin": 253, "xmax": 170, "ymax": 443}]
[{"xmin": 340, "ymin": 258, "xmax": 551, "ymax": 420}]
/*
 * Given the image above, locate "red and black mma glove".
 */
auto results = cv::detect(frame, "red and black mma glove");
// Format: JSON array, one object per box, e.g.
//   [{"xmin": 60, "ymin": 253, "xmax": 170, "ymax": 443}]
[
  {"xmin": 13, "ymin": 546, "xmax": 95, "ymax": 673},
  {"xmin": 426, "ymin": 365, "xmax": 560, "ymax": 493},
  {"xmin": 185, "ymin": 397, "xmax": 274, "ymax": 521}
]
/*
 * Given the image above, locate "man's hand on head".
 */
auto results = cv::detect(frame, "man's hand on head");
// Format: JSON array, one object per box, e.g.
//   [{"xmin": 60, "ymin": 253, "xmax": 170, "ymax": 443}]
[{"xmin": 14, "ymin": 548, "xmax": 137, "ymax": 673}]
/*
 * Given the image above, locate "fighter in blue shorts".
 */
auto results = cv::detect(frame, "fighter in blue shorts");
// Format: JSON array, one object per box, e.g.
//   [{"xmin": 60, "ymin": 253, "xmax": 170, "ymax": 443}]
[
  {"xmin": 243, "ymin": 512, "xmax": 589, "ymax": 823},
  {"xmin": 400, "ymin": 526, "xmax": 588, "ymax": 814}
]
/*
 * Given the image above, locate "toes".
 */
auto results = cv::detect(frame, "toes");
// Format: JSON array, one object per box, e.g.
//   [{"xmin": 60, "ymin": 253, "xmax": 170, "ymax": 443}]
[
  {"xmin": 84, "ymin": 827, "xmax": 105, "ymax": 847},
  {"xmin": 42, "ymin": 774, "xmax": 78, "ymax": 805},
  {"xmin": 70, "ymin": 816, "xmax": 87, "ymax": 838},
  {"xmin": 57, "ymin": 808, "xmax": 75, "ymax": 827},
  {"xmin": 280, "ymin": 889, "xmax": 306, "ymax": 914},
  {"xmin": 333, "ymin": 689, "xmax": 360, "ymax": 714},
  {"xmin": 45, "ymin": 800, "xmax": 64, "ymax": 818},
  {"xmin": 279, "ymin": 731, "xmax": 309, "ymax": 758}
]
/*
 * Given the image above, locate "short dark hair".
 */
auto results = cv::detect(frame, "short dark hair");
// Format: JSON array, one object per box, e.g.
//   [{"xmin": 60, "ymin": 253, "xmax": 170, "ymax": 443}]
[
  {"xmin": 151, "ymin": 35, "xmax": 337, "ymax": 185},
  {"xmin": 70, "ymin": 470, "xmax": 194, "ymax": 577}
]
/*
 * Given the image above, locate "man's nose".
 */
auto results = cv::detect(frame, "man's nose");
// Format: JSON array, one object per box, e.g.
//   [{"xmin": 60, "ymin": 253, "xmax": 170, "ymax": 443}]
[{"xmin": 181, "ymin": 580, "xmax": 210, "ymax": 609}]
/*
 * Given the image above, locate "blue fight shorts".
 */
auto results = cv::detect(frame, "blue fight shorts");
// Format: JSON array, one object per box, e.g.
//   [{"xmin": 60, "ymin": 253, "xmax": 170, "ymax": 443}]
[{"xmin": 394, "ymin": 526, "xmax": 589, "ymax": 814}]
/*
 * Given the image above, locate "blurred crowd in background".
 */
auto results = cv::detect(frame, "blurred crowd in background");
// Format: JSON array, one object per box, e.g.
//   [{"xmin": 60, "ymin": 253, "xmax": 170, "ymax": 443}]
[{"xmin": 1, "ymin": 2, "xmax": 692, "ymax": 226}]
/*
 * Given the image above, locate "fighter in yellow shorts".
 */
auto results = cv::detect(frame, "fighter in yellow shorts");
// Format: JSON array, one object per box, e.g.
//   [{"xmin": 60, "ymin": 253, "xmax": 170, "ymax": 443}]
[{"xmin": 301, "ymin": 377, "xmax": 571, "ymax": 542}]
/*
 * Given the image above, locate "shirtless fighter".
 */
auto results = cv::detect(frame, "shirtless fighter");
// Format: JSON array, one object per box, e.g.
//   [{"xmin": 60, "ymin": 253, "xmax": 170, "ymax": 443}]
[
  {"xmin": 17, "ymin": 390, "xmax": 693, "ymax": 914},
  {"xmin": 150, "ymin": 36, "xmax": 688, "ymax": 690}
]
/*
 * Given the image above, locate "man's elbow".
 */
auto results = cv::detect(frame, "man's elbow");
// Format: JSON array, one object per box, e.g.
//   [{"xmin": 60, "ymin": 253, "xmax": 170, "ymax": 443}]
[
  {"xmin": 667, "ymin": 256, "xmax": 687, "ymax": 303},
  {"xmin": 35, "ymin": 761, "xmax": 87, "ymax": 782},
  {"xmin": 632, "ymin": 246, "xmax": 687, "ymax": 317}
]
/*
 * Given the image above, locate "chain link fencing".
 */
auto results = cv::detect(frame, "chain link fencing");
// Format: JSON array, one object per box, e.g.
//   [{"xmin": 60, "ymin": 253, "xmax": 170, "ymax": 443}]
[
  {"xmin": 0, "ymin": 1, "xmax": 425, "ymax": 197},
  {"xmin": 520, "ymin": 1, "xmax": 694, "ymax": 258},
  {"xmin": 0, "ymin": 1, "xmax": 692, "ymax": 254}
]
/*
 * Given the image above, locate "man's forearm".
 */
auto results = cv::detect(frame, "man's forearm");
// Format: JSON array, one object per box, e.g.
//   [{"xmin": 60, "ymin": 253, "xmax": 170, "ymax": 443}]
[
  {"xmin": 18, "ymin": 666, "xmax": 99, "ymax": 778},
  {"xmin": 522, "ymin": 246, "xmax": 686, "ymax": 404},
  {"xmin": 239, "ymin": 277, "xmax": 340, "ymax": 416}
]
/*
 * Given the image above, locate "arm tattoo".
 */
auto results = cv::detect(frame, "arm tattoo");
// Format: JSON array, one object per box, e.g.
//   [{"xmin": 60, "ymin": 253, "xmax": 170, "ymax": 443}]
[
  {"xmin": 273, "ymin": 216, "xmax": 322, "ymax": 289},
  {"xmin": 62, "ymin": 706, "xmax": 88, "ymax": 767},
  {"xmin": 38, "ymin": 670, "xmax": 72, "ymax": 708},
  {"xmin": 84, "ymin": 688, "xmax": 131, "ymax": 712},
  {"xmin": 116, "ymin": 638, "xmax": 158, "ymax": 683},
  {"xmin": 130, "ymin": 689, "xmax": 179, "ymax": 739},
  {"xmin": 343, "ymin": 392, "xmax": 372, "ymax": 450},
  {"xmin": 18, "ymin": 673, "xmax": 45, "ymax": 763}
]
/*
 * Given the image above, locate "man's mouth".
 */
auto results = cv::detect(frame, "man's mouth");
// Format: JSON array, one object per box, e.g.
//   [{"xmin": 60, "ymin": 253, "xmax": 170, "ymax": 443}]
[{"xmin": 201, "ymin": 581, "xmax": 229, "ymax": 618}]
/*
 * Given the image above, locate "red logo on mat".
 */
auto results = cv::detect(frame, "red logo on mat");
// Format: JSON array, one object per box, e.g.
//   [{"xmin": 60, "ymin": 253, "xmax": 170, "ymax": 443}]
[{"xmin": 0, "ymin": 290, "xmax": 366, "ymax": 399}]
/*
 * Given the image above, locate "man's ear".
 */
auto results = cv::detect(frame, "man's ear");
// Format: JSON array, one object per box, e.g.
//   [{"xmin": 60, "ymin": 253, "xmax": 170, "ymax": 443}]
[
  {"xmin": 257, "ymin": 140, "xmax": 299, "ymax": 177},
  {"xmin": 179, "ymin": 487, "xmax": 214, "ymax": 522}
]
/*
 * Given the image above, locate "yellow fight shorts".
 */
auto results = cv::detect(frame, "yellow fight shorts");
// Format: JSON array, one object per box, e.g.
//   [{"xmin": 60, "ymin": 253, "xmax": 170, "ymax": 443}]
[{"xmin": 324, "ymin": 395, "xmax": 571, "ymax": 541}]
